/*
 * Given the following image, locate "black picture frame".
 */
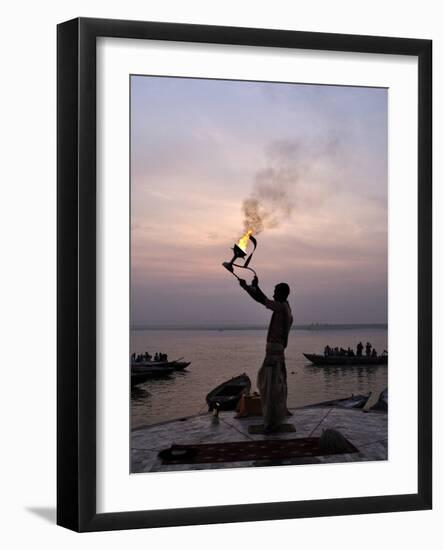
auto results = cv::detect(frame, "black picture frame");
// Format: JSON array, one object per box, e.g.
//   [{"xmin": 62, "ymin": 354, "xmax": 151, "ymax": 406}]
[{"xmin": 57, "ymin": 17, "xmax": 432, "ymax": 532}]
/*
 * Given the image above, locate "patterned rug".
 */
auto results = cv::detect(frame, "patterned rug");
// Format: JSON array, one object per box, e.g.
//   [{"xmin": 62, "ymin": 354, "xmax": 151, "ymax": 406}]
[{"xmin": 158, "ymin": 437, "xmax": 358, "ymax": 464}]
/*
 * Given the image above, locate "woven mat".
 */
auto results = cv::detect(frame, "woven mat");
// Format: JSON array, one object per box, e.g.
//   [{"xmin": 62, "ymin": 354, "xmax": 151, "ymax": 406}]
[
  {"xmin": 248, "ymin": 423, "xmax": 296, "ymax": 434},
  {"xmin": 158, "ymin": 437, "xmax": 358, "ymax": 465}
]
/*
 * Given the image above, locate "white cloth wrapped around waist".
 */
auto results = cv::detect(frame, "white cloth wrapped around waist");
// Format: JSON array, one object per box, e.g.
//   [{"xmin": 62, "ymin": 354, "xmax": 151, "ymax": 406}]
[{"xmin": 258, "ymin": 343, "xmax": 288, "ymax": 428}]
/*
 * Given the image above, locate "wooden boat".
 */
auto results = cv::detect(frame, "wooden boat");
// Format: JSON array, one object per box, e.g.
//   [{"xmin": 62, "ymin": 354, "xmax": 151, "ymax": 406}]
[
  {"xmin": 131, "ymin": 357, "xmax": 191, "ymax": 371},
  {"xmin": 170, "ymin": 361, "xmax": 191, "ymax": 371},
  {"xmin": 301, "ymin": 392, "xmax": 372, "ymax": 409},
  {"xmin": 303, "ymin": 353, "xmax": 388, "ymax": 366},
  {"xmin": 131, "ymin": 364, "xmax": 175, "ymax": 386},
  {"xmin": 206, "ymin": 374, "xmax": 251, "ymax": 411},
  {"xmin": 167, "ymin": 357, "xmax": 191, "ymax": 371},
  {"xmin": 370, "ymin": 388, "xmax": 388, "ymax": 411}
]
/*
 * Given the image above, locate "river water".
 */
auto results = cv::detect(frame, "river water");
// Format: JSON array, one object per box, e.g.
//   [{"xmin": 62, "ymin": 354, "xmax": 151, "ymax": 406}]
[{"xmin": 131, "ymin": 328, "xmax": 387, "ymax": 429}]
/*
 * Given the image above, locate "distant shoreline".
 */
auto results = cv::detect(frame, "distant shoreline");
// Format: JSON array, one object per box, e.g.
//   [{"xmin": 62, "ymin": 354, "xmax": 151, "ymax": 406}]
[{"xmin": 131, "ymin": 323, "xmax": 388, "ymax": 332}]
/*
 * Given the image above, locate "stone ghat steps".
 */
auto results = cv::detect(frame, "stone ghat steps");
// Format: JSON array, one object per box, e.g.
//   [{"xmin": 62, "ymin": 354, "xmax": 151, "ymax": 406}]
[{"xmin": 131, "ymin": 407, "xmax": 387, "ymax": 473}]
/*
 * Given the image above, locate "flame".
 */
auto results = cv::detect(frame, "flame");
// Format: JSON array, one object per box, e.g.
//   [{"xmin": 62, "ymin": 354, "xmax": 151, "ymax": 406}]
[{"xmin": 237, "ymin": 229, "xmax": 253, "ymax": 252}]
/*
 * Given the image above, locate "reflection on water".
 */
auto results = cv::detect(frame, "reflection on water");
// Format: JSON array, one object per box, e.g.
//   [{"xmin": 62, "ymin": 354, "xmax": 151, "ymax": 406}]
[{"xmin": 131, "ymin": 328, "xmax": 387, "ymax": 428}]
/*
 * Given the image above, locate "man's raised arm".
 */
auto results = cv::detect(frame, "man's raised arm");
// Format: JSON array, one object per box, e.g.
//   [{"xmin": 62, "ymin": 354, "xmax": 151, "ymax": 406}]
[{"xmin": 239, "ymin": 276, "xmax": 268, "ymax": 306}]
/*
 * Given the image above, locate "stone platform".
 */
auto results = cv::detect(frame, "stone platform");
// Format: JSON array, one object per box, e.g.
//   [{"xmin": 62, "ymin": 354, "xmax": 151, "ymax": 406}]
[{"xmin": 131, "ymin": 407, "xmax": 387, "ymax": 473}]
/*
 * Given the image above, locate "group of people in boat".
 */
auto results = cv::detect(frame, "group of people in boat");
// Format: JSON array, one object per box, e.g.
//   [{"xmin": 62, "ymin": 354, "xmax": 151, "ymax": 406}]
[
  {"xmin": 131, "ymin": 351, "xmax": 169, "ymax": 363},
  {"xmin": 324, "ymin": 342, "xmax": 387, "ymax": 358}
]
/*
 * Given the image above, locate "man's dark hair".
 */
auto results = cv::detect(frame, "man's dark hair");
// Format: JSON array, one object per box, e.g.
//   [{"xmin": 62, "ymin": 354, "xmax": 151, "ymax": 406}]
[{"xmin": 275, "ymin": 282, "xmax": 290, "ymax": 300}]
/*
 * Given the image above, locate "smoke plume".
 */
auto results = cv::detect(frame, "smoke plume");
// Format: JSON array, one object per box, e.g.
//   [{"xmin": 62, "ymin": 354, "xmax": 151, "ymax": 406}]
[
  {"xmin": 242, "ymin": 138, "xmax": 338, "ymax": 234},
  {"xmin": 242, "ymin": 142, "xmax": 299, "ymax": 234}
]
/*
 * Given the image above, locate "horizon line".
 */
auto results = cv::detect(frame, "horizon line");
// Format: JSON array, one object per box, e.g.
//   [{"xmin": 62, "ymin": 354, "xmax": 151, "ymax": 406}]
[{"xmin": 131, "ymin": 322, "xmax": 388, "ymax": 331}]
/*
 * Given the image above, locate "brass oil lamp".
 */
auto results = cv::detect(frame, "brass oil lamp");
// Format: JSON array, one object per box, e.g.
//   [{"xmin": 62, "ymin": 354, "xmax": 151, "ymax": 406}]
[{"xmin": 222, "ymin": 230, "xmax": 257, "ymax": 279}]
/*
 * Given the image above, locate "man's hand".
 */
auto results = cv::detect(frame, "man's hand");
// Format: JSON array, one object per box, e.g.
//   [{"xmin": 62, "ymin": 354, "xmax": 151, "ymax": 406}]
[
  {"xmin": 238, "ymin": 278, "xmax": 248, "ymax": 289},
  {"xmin": 238, "ymin": 276, "xmax": 267, "ymax": 306}
]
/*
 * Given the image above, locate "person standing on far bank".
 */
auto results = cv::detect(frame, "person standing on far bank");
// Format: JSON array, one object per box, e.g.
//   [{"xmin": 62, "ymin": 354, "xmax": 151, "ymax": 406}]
[{"xmin": 238, "ymin": 275, "xmax": 293, "ymax": 433}]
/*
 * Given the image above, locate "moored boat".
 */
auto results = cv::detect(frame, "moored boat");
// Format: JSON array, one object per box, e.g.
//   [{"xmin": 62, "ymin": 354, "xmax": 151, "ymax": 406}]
[
  {"xmin": 168, "ymin": 359, "xmax": 191, "ymax": 371},
  {"xmin": 301, "ymin": 392, "xmax": 372, "ymax": 409},
  {"xmin": 303, "ymin": 353, "xmax": 388, "ymax": 366},
  {"xmin": 370, "ymin": 388, "xmax": 388, "ymax": 411},
  {"xmin": 131, "ymin": 359, "xmax": 169, "ymax": 368},
  {"xmin": 131, "ymin": 358, "xmax": 191, "ymax": 371},
  {"xmin": 170, "ymin": 361, "xmax": 191, "ymax": 371},
  {"xmin": 131, "ymin": 364, "xmax": 175, "ymax": 386},
  {"xmin": 206, "ymin": 374, "xmax": 251, "ymax": 411}
]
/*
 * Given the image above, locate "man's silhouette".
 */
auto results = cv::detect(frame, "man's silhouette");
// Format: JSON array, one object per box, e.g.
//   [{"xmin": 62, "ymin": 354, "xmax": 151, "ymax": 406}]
[{"xmin": 239, "ymin": 275, "xmax": 293, "ymax": 433}]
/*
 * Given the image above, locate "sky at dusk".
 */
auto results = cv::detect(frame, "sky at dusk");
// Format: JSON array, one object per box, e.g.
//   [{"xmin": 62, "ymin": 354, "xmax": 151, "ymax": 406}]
[{"xmin": 131, "ymin": 76, "xmax": 387, "ymax": 327}]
